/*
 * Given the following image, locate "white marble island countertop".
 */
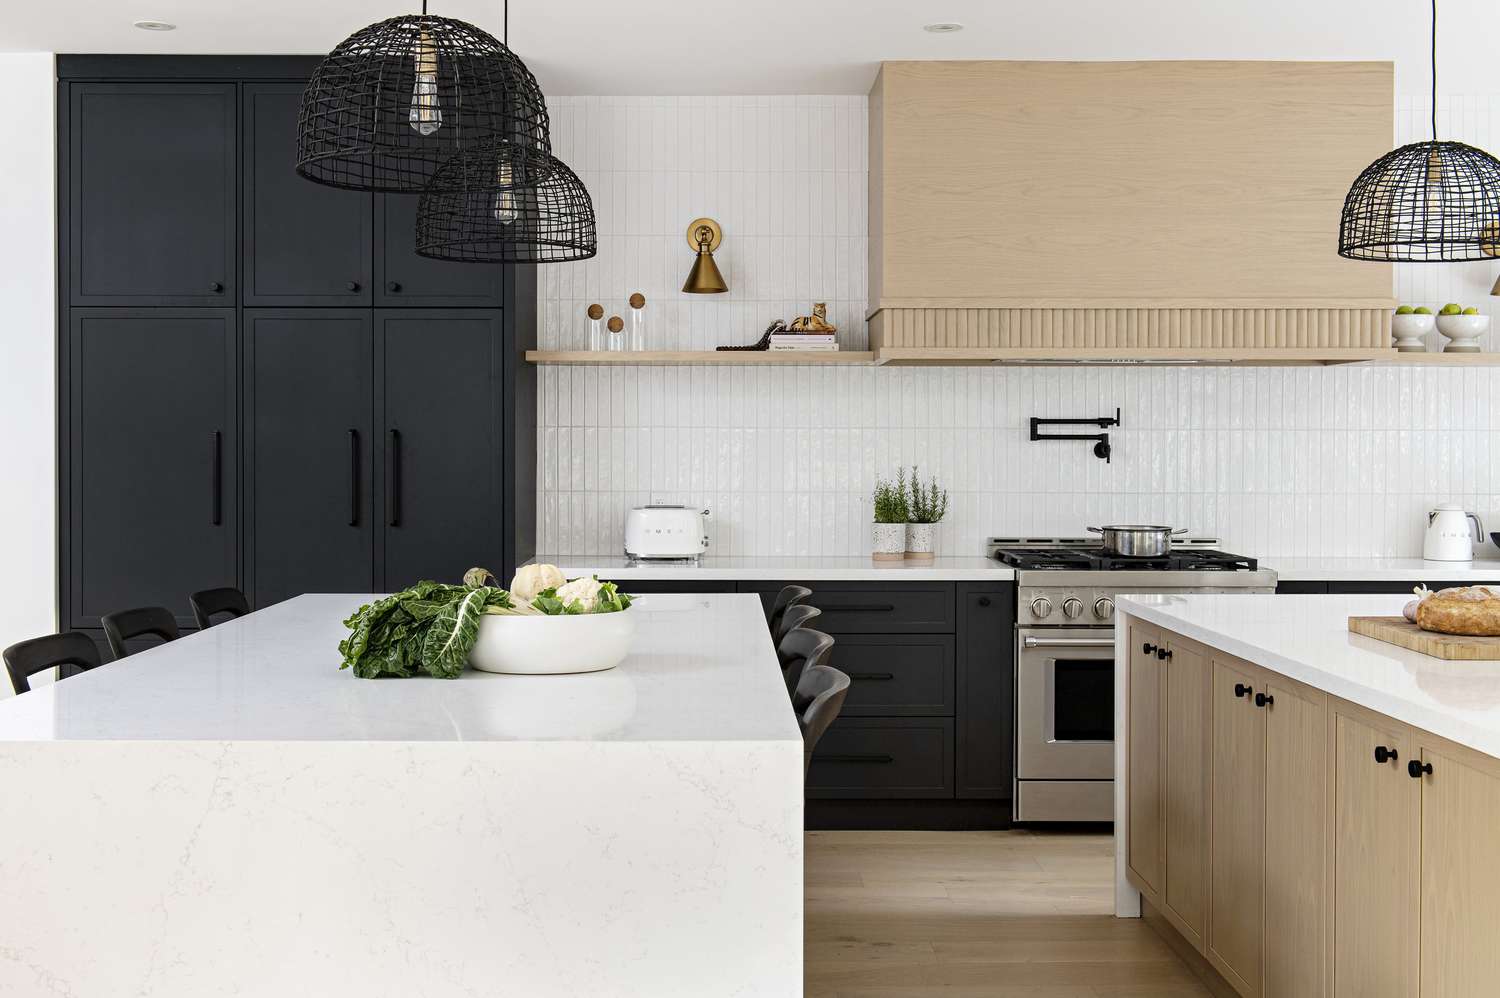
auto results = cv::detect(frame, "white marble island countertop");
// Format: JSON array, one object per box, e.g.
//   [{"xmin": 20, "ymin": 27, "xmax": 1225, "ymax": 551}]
[
  {"xmin": 0, "ymin": 594, "xmax": 802, "ymax": 998},
  {"xmin": 1117, "ymin": 592, "xmax": 1500, "ymax": 759}
]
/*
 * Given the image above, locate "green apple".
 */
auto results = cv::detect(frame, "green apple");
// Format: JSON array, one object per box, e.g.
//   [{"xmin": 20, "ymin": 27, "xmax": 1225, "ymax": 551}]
[
  {"xmin": 1414, "ymin": 306, "xmax": 1433, "ymax": 314},
  {"xmin": 1441, "ymin": 303, "xmax": 1463, "ymax": 315},
  {"xmin": 1464, "ymin": 307, "xmax": 1481, "ymax": 315},
  {"xmin": 1396, "ymin": 305, "xmax": 1415, "ymax": 314}
]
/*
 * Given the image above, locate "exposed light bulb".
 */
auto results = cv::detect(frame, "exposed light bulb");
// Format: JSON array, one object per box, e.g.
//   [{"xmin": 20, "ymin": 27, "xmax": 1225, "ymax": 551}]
[
  {"xmin": 492, "ymin": 160, "xmax": 518, "ymax": 225},
  {"xmin": 409, "ymin": 30, "xmax": 442, "ymax": 137}
]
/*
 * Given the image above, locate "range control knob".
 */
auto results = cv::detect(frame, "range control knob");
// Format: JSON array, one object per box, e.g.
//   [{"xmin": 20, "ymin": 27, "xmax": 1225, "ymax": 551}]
[
  {"xmin": 1093, "ymin": 596, "xmax": 1115, "ymax": 620},
  {"xmin": 1061, "ymin": 597, "xmax": 1084, "ymax": 619},
  {"xmin": 1029, "ymin": 596, "xmax": 1054, "ymax": 619}
]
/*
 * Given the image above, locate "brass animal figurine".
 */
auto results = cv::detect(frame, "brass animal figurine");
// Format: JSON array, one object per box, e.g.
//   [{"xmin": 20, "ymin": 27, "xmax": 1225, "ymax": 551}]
[{"xmin": 788, "ymin": 302, "xmax": 837, "ymax": 333}]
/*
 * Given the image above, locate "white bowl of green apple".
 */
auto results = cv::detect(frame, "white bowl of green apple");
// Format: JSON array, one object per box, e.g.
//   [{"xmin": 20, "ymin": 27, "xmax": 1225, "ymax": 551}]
[
  {"xmin": 1434, "ymin": 303, "xmax": 1489, "ymax": 353},
  {"xmin": 1392, "ymin": 305, "xmax": 1436, "ymax": 351}
]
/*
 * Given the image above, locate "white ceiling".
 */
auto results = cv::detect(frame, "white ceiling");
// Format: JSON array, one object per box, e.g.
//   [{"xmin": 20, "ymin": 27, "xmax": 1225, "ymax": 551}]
[{"xmin": 4, "ymin": 0, "xmax": 1498, "ymax": 97}]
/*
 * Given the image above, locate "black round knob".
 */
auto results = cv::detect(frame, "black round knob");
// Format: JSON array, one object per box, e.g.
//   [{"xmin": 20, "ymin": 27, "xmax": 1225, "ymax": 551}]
[
  {"xmin": 346, "ymin": 281, "xmax": 361, "ymax": 292},
  {"xmin": 1142, "ymin": 642, "xmax": 1157, "ymax": 655},
  {"xmin": 1156, "ymin": 647, "xmax": 1172, "ymax": 660},
  {"xmin": 1408, "ymin": 759, "xmax": 1433, "ymax": 779},
  {"xmin": 1255, "ymin": 691, "xmax": 1274, "ymax": 708},
  {"xmin": 387, "ymin": 281, "xmax": 402, "ymax": 293},
  {"xmin": 209, "ymin": 281, "xmax": 223, "ymax": 293},
  {"xmin": 1374, "ymin": 745, "xmax": 1398, "ymax": 764},
  {"xmin": 1234, "ymin": 683, "xmax": 1252, "ymax": 699}
]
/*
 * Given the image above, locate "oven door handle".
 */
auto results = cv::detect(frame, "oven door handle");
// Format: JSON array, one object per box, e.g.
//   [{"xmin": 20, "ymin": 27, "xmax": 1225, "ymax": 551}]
[{"xmin": 1022, "ymin": 636, "xmax": 1116, "ymax": 650}]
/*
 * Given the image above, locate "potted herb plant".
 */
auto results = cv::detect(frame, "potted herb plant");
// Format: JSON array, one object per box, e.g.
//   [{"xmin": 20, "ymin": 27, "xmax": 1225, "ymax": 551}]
[
  {"xmin": 871, "ymin": 473, "xmax": 908, "ymax": 562},
  {"xmin": 905, "ymin": 467, "xmax": 949, "ymax": 561}
]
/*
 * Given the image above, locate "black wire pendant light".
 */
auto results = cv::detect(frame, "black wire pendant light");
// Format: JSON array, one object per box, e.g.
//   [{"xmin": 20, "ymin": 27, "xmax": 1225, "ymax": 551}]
[
  {"xmin": 413, "ymin": 0, "xmax": 596, "ymax": 263},
  {"xmin": 296, "ymin": 1, "xmax": 550, "ymax": 193},
  {"xmin": 1338, "ymin": 0, "xmax": 1500, "ymax": 261}
]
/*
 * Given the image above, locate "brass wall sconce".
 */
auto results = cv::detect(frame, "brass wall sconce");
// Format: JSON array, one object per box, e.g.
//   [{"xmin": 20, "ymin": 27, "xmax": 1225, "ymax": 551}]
[{"xmin": 682, "ymin": 217, "xmax": 728, "ymax": 294}]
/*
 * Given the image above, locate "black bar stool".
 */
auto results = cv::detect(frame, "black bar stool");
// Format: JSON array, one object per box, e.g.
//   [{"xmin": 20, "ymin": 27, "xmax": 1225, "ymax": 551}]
[
  {"xmin": 101, "ymin": 606, "xmax": 180, "ymax": 661},
  {"xmin": 796, "ymin": 665, "xmax": 851, "ymax": 776},
  {"xmin": 2, "ymin": 632, "xmax": 102, "ymax": 695},
  {"xmin": 189, "ymin": 587, "xmax": 250, "ymax": 630},
  {"xmin": 774, "ymin": 603, "xmax": 822, "ymax": 646},
  {"xmin": 777, "ymin": 626, "xmax": 834, "ymax": 699},
  {"xmin": 767, "ymin": 585, "xmax": 812, "ymax": 636}
]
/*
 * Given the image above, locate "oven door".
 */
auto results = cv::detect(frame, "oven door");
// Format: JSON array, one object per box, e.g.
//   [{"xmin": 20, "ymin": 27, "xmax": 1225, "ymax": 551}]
[{"xmin": 1015, "ymin": 628, "xmax": 1116, "ymax": 781}]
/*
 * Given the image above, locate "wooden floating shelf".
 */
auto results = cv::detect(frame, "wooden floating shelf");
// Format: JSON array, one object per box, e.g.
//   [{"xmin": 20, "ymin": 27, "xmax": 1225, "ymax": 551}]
[{"xmin": 524, "ymin": 349, "xmax": 1500, "ymax": 368}]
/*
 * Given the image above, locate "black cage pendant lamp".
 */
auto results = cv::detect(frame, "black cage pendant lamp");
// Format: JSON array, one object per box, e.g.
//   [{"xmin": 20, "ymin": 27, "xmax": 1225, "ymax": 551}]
[
  {"xmin": 296, "ymin": 0, "xmax": 551, "ymax": 193},
  {"xmin": 1338, "ymin": 0, "xmax": 1500, "ymax": 262},
  {"xmin": 414, "ymin": 0, "xmax": 596, "ymax": 263}
]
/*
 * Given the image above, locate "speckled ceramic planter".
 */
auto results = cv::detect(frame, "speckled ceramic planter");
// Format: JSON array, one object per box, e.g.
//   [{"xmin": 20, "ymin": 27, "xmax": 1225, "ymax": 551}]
[
  {"xmin": 905, "ymin": 522, "xmax": 935, "ymax": 561},
  {"xmin": 872, "ymin": 522, "xmax": 906, "ymax": 561}
]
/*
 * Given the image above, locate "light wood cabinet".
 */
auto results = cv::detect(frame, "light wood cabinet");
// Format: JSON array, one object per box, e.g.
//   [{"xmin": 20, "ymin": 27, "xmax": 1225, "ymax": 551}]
[
  {"xmin": 1208, "ymin": 658, "xmax": 1266, "ymax": 997},
  {"xmin": 1163, "ymin": 637, "xmax": 1209, "ymax": 945},
  {"xmin": 1127, "ymin": 620, "xmax": 1164, "ymax": 896}
]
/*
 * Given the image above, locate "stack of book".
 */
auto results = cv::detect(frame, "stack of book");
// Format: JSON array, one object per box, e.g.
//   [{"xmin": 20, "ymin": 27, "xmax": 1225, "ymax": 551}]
[{"xmin": 769, "ymin": 333, "xmax": 838, "ymax": 352}]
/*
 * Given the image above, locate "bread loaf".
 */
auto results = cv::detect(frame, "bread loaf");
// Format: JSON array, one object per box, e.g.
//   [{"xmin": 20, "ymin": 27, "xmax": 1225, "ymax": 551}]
[{"xmin": 1414, "ymin": 586, "xmax": 1500, "ymax": 636}]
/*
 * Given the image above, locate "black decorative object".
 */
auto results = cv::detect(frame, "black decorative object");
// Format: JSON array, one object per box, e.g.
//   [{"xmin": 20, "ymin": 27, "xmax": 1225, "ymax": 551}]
[
  {"xmin": 415, "ymin": 142, "xmax": 596, "ymax": 263},
  {"xmin": 297, "ymin": 3, "xmax": 550, "ymax": 194},
  {"xmin": 717, "ymin": 321, "xmax": 786, "ymax": 351},
  {"xmin": 1338, "ymin": 0, "xmax": 1500, "ymax": 262},
  {"xmin": 1029, "ymin": 408, "xmax": 1120, "ymax": 463}
]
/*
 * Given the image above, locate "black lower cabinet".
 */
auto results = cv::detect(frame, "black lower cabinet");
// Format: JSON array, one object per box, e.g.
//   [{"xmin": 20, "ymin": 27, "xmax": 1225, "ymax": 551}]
[
  {"xmin": 805, "ymin": 718, "xmax": 954, "ymax": 798},
  {"xmin": 245, "ymin": 311, "xmax": 375, "ymax": 607},
  {"xmin": 67, "ymin": 310, "xmax": 239, "ymax": 630},
  {"xmin": 955, "ymin": 584, "xmax": 1016, "ymax": 798},
  {"xmin": 378, "ymin": 311, "xmax": 506, "ymax": 587}
]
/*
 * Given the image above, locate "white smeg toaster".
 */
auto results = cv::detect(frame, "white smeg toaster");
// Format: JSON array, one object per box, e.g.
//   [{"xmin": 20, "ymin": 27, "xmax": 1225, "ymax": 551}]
[{"xmin": 624, "ymin": 505, "xmax": 710, "ymax": 560}]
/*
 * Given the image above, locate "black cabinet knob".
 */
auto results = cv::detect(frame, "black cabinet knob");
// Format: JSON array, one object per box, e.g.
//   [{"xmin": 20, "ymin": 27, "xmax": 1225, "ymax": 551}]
[
  {"xmin": 1234, "ymin": 682, "xmax": 1253, "ymax": 699},
  {"xmin": 1142, "ymin": 642, "xmax": 1157, "ymax": 655},
  {"xmin": 1374, "ymin": 745, "xmax": 1398, "ymax": 764},
  {"xmin": 1156, "ymin": 647, "xmax": 1172, "ymax": 660},
  {"xmin": 346, "ymin": 281, "xmax": 361, "ymax": 292},
  {"xmin": 1254, "ymin": 691, "xmax": 1274, "ymax": 708},
  {"xmin": 387, "ymin": 281, "xmax": 402, "ymax": 293},
  {"xmin": 1408, "ymin": 759, "xmax": 1433, "ymax": 779},
  {"xmin": 209, "ymin": 281, "xmax": 223, "ymax": 293}
]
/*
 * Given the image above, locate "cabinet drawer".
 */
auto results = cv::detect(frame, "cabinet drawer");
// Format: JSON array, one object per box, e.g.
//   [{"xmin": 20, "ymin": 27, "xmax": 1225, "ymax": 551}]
[
  {"xmin": 806, "ymin": 718, "xmax": 954, "ymax": 799},
  {"xmin": 829, "ymin": 634, "xmax": 955, "ymax": 716},
  {"xmin": 744, "ymin": 583, "xmax": 955, "ymax": 633}
]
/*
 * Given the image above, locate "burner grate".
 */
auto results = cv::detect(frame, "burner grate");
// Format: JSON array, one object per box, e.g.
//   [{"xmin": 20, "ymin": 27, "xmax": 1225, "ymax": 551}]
[{"xmin": 991, "ymin": 544, "xmax": 1258, "ymax": 572}]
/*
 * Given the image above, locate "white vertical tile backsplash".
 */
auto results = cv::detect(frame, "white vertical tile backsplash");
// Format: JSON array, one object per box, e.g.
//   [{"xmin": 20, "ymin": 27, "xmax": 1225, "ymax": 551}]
[{"xmin": 536, "ymin": 95, "xmax": 1500, "ymax": 559}]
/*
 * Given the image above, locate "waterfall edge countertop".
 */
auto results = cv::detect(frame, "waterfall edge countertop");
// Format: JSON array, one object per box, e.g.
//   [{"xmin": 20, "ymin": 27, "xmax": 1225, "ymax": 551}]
[
  {"xmin": 1117, "ymin": 592, "xmax": 1500, "ymax": 759},
  {"xmin": 0, "ymin": 594, "xmax": 802, "ymax": 997}
]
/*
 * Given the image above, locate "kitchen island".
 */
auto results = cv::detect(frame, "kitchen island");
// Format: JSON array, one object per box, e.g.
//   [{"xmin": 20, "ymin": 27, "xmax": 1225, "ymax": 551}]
[
  {"xmin": 1114, "ymin": 593, "xmax": 1500, "ymax": 997},
  {"xmin": 0, "ymin": 594, "xmax": 802, "ymax": 997}
]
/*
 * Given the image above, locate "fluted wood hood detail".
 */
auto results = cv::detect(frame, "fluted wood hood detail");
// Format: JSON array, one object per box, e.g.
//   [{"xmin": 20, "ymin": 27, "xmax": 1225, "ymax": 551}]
[{"xmin": 867, "ymin": 61, "xmax": 1396, "ymax": 359}]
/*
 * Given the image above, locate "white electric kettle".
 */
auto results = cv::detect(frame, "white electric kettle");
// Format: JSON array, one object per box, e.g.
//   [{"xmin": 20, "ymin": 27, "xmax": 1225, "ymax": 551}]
[{"xmin": 1423, "ymin": 504, "xmax": 1484, "ymax": 562}]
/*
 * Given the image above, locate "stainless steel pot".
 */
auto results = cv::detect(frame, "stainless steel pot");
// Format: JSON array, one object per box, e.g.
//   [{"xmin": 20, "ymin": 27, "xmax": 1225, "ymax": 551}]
[{"xmin": 1086, "ymin": 524, "xmax": 1188, "ymax": 558}]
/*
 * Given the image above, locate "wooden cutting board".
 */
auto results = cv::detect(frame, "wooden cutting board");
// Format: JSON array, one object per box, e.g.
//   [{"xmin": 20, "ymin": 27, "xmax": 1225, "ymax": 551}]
[{"xmin": 1348, "ymin": 616, "xmax": 1500, "ymax": 660}]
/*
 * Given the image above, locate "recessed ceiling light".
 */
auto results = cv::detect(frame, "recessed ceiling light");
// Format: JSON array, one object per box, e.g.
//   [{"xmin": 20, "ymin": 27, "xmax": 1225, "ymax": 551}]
[
  {"xmin": 923, "ymin": 22, "xmax": 964, "ymax": 33},
  {"xmin": 133, "ymin": 20, "xmax": 176, "ymax": 31}
]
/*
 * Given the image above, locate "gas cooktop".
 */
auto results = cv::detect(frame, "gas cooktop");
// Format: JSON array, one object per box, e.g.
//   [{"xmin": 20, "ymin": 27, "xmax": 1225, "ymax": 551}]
[{"xmin": 986, "ymin": 537, "xmax": 1260, "ymax": 573}]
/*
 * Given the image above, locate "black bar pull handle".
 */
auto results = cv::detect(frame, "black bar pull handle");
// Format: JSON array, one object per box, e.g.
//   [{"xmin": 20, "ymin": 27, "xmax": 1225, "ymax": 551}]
[
  {"xmin": 849, "ymin": 672, "xmax": 895, "ymax": 682},
  {"xmin": 818, "ymin": 754, "xmax": 894, "ymax": 765},
  {"xmin": 210, "ymin": 430, "xmax": 222, "ymax": 526},
  {"xmin": 347, "ymin": 429, "xmax": 360, "ymax": 527},
  {"xmin": 824, "ymin": 604, "xmax": 896, "ymax": 613},
  {"xmin": 387, "ymin": 429, "xmax": 401, "ymax": 527}
]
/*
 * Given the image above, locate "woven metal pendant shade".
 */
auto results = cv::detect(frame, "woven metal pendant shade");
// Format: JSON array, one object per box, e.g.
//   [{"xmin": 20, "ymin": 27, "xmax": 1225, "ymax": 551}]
[
  {"xmin": 415, "ymin": 143, "xmax": 597, "ymax": 263},
  {"xmin": 1339, "ymin": 141, "xmax": 1500, "ymax": 261},
  {"xmin": 297, "ymin": 13, "xmax": 550, "ymax": 193}
]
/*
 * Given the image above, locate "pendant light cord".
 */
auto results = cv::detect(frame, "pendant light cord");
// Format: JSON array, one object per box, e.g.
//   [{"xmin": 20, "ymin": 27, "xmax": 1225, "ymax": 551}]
[
  {"xmin": 504, "ymin": 0, "xmax": 509, "ymax": 45},
  {"xmin": 1430, "ymin": 0, "xmax": 1438, "ymax": 142}
]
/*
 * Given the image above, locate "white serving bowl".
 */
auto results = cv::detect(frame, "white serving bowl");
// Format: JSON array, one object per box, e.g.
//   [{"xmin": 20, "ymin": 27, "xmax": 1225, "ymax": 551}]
[
  {"xmin": 468, "ymin": 608, "xmax": 637, "ymax": 675},
  {"xmin": 1435, "ymin": 313, "xmax": 1489, "ymax": 352},
  {"xmin": 1391, "ymin": 312, "xmax": 1436, "ymax": 352}
]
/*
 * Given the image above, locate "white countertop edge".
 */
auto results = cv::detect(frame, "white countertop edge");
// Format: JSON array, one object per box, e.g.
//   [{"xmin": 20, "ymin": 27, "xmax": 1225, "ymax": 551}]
[
  {"xmin": 1267, "ymin": 558, "xmax": 1500, "ymax": 582},
  {"xmin": 1115, "ymin": 595, "xmax": 1500, "ymax": 761},
  {"xmin": 526, "ymin": 557, "xmax": 1016, "ymax": 582}
]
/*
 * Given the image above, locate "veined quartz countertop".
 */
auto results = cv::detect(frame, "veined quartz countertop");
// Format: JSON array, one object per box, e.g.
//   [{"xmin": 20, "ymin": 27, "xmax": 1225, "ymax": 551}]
[
  {"xmin": 1264, "ymin": 556, "xmax": 1500, "ymax": 582},
  {"xmin": 529, "ymin": 554, "xmax": 1016, "ymax": 582},
  {"xmin": 1117, "ymin": 593, "xmax": 1500, "ymax": 759},
  {"xmin": 0, "ymin": 592, "xmax": 801, "ymax": 743}
]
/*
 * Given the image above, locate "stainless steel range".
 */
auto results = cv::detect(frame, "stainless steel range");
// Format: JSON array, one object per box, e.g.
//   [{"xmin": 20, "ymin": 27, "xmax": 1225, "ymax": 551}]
[{"xmin": 988, "ymin": 537, "xmax": 1277, "ymax": 822}]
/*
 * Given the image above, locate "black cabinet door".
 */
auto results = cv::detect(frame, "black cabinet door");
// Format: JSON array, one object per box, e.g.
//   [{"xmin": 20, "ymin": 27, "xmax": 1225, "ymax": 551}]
[
  {"xmin": 375, "ymin": 195, "xmax": 505, "ymax": 307},
  {"xmin": 378, "ymin": 310, "xmax": 504, "ymax": 587},
  {"xmin": 955, "ymin": 584, "xmax": 1017, "ymax": 799},
  {"xmin": 69, "ymin": 84, "xmax": 236, "ymax": 306},
  {"xmin": 67, "ymin": 310, "xmax": 238, "ymax": 628},
  {"xmin": 243, "ymin": 84, "xmax": 372, "ymax": 306},
  {"xmin": 245, "ymin": 310, "xmax": 374, "ymax": 607}
]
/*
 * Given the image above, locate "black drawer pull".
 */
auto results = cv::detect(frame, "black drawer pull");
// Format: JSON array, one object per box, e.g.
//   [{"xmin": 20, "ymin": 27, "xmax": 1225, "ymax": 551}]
[
  {"xmin": 386, "ymin": 429, "xmax": 402, "ymax": 527},
  {"xmin": 347, "ymin": 429, "xmax": 360, "ymax": 527},
  {"xmin": 1409, "ymin": 759, "xmax": 1433, "ymax": 779},
  {"xmin": 817, "ymin": 753, "xmax": 894, "ymax": 765},
  {"xmin": 849, "ymin": 672, "xmax": 895, "ymax": 682},
  {"xmin": 1374, "ymin": 745, "xmax": 1398, "ymax": 764},
  {"xmin": 1142, "ymin": 642, "xmax": 1158, "ymax": 655},
  {"xmin": 823, "ymin": 604, "xmax": 896, "ymax": 613},
  {"xmin": 209, "ymin": 430, "xmax": 222, "ymax": 526},
  {"xmin": 1233, "ymin": 683, "xmax": 1252, "ymax": 699}
]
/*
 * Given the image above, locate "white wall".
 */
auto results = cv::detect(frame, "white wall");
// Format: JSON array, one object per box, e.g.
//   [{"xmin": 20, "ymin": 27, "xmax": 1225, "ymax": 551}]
[
  {"xmin": 536, "ymin": 93, "xmax": 1500, "ymax": 559},
  {"xmin": 0, "ymin": 53, "xmax": 56, "ymax": 658}
]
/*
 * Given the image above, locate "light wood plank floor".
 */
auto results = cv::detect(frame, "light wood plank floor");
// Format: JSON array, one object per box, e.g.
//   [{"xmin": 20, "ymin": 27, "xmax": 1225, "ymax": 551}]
[{"xmin": 805, "ymin": 829, "xmax": 1213, "ymax": 998}]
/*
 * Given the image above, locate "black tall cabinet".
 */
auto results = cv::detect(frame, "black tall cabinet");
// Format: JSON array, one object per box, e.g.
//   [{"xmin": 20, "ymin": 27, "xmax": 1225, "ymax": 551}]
[{"xmin": 58, "ymin": 56, "xmax": 537, "ymax": 634}]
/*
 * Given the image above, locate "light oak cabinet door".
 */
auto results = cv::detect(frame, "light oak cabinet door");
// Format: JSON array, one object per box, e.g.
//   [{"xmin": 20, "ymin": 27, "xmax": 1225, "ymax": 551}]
[
  {"xmin": 1163, "ymin": 637, "xmax": 1208, "ymax": 945},
  {"xmin": 1417, "ymin": 747, "xmax": 1500, "ymax": 998},
  {"xmin": 1332, "ymin": 708, "xmax": 1418, "ymax": 998},
  {"xmin": 1263, "ymin": 679, "xmax": 1329, "ymax": 998},
  {"xmin": 1128, "ymin": 621, "xmax": 1164, "ymax": 896},
  {"xmin": 1209, "ymin": 657, "xmax": 1265, "ymax": 997}
]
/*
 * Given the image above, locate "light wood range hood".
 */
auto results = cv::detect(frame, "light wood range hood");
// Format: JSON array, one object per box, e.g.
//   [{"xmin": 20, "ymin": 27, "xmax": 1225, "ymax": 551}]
[{"xmin": 867, "ymin": 61, "xmax": 1397, "ymax": 364}]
